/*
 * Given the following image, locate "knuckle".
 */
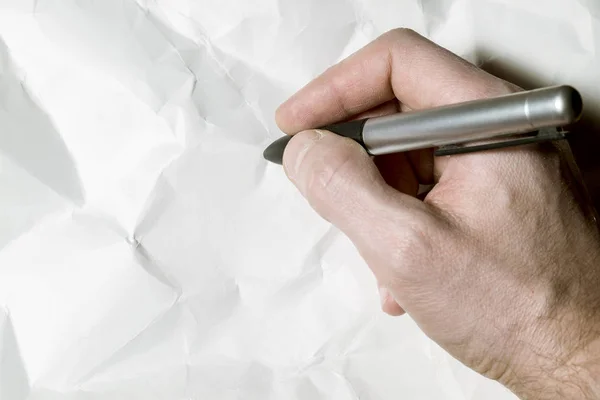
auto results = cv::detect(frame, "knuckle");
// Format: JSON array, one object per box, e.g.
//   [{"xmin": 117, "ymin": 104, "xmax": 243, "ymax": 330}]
[
  {"xmin": 498, "ymin": 79, "xmax": 522, "ymax": 95},
  {"xmin": 438, "ymin": 78, "xmax": 520, "ymax": 105},
  {"xmin": 388, "ymin": 218, "xmax": 436, "ymax": 282},
  {"xmin": 480, "ymin": 79, "xmax": 521, "ymax": 98},
  {"xmin": 382, "ymin": 27, "xmax": 419, "ymax": 41},
  {"xmin": 378, "ymin": 28, "xmax": 421, "ymax": 52},
  {"xmin": 391, "ymin": 226, "xmax": 425, "ymax": 262}
]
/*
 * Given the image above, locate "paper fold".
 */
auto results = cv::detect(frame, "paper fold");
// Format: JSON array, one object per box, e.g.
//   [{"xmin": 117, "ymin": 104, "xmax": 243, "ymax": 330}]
[{"xmin": 1, "ymin": 0, "xmax": 596, "ymax": 398}]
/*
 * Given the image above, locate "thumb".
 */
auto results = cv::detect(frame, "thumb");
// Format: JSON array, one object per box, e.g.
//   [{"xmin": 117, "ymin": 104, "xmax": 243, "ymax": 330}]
[{"xmin": 282, "ymin": 129, "xmax": 429, "ymax": 262}]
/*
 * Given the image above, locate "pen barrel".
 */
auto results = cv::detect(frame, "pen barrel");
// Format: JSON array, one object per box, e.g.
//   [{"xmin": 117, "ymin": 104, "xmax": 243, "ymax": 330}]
[{"xmin": 362, "ymin": 85, "xmax": 583, "ymax": 155}]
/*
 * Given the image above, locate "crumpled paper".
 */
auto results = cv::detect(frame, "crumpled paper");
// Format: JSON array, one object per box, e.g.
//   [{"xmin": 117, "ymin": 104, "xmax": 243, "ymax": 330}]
[{"xmin": 0, "ymin": 0, "xmax": 597, "ymax": 398}]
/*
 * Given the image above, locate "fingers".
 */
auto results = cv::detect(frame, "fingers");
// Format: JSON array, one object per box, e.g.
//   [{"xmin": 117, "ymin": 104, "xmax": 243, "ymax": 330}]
[
  {"xmin": 276, "ymin": 28, "xmax": 519, "ymax": 134},
  {"xmin": 282, "ymin": 129, "xmax": 429, "ymax": 253},
  {"xmin": 349, "ymin": 99, "xmax": 400, "ymax": 121},
  {"xmin": 379, "ymin": 286, "xmax": 405, "ymax": 316},
  {"xmin": 282, "ymin": 129, "xmax": 445, "ymax": 317},
  {"xmin": 275, "ymin": 29, "xmax": 523, "ymax": 319}
]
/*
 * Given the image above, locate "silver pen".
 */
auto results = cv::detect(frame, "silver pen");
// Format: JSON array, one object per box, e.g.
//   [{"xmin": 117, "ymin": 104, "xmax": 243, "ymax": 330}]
[{"xmin": 263, "ymin": 85, "xmax": 583, "ymax": 164}]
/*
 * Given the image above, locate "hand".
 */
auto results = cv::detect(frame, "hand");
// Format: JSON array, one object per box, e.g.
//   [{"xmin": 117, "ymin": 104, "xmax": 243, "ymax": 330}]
[{"xmin": 275, "ymin": 29, "xmax": 600, "ymax": 399}]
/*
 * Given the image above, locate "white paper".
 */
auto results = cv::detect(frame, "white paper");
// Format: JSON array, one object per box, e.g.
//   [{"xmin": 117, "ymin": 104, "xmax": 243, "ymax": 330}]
[{"xmin": 0, "ymin": 0, "xmax": 597, "ymax": 398}]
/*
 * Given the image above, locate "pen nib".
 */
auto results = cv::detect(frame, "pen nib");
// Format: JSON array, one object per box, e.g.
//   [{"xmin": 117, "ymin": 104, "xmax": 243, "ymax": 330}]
[{"xmin": 263, "ymin": 135, "xmax": 292, "ymax": 165}]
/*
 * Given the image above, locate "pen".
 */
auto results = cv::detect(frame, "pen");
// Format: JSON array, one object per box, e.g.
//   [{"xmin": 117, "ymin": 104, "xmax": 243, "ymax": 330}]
[{"xmin": 263, "ymin": 85, "xmax": 583, "ymax": 164}]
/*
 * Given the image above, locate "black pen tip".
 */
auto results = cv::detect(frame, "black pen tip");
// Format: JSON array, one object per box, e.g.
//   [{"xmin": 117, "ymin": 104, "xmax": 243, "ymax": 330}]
[{"xmin": 263, "ymin": 135, "xmax": 292, "ymax": 165}]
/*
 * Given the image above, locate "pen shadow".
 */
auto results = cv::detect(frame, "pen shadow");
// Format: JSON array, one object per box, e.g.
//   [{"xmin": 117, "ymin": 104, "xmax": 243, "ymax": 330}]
[{"xmin": 477, "ymin": 49, "xmax": 600, "ymax": 220}]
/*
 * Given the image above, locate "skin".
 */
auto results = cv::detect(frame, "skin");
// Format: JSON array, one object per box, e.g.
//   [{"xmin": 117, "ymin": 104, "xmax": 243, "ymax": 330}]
[{"xmin": 275, "ymin": 29, "xmax": 600, "ymax": 399}]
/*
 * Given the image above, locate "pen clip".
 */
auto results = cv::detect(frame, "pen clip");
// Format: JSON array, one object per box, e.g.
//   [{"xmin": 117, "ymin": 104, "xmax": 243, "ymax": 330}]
[{"xmin": 434, "ymin": 127, "xmax": 568, "ymax": 156}]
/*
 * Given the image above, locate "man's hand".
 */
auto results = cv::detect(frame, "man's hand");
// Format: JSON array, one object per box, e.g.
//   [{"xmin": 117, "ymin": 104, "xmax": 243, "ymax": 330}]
[{"xmin": 275, "ymin": 29, "xmax": 600, "ymax": 399}]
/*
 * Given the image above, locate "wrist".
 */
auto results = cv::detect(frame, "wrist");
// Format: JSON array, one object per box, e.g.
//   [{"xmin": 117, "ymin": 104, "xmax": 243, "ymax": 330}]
[{"xmin": 502, "ymin": 329, "xmax": 600, "ymax": 399}]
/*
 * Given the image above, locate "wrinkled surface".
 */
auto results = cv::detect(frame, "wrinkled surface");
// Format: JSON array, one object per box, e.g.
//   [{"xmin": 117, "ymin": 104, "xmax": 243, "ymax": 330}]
[{"xmin": 0, "ymin": 0, "xmax": 597, "ymax": 399}]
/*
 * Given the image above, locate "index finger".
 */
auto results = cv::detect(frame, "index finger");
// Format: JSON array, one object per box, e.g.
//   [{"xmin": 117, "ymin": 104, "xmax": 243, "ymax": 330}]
[{"xmin": 275, "ymin": 28, "xmax": 519, "ymax": 134}]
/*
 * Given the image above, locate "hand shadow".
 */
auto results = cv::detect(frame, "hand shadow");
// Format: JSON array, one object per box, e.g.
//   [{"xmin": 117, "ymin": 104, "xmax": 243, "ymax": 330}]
[{"xmin": 477, "ymin": 49, "xmax": 600, "ymax": 226}]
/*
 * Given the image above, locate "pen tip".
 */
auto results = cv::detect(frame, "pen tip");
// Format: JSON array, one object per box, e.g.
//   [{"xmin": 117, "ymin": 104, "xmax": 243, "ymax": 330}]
[{"xmin": 263, "ymin": 135, "xmax": 292, "ymax": 165}]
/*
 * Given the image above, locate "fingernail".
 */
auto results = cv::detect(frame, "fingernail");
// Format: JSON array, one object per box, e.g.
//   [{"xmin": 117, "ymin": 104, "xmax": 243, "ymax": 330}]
[
  {"xmin": 379, "ymin": 287, "xmax": 390, "ymax": 307},
  {"xmin": 283, "ymin": 129, "xmax": 324, "ymax": 181}
]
